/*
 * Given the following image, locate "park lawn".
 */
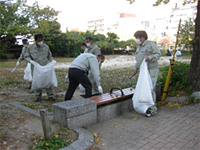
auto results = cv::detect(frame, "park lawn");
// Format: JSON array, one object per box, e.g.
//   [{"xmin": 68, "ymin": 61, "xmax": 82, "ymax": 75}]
[
  {"xmin": 0, "ymin": 55, "xmax": 193, "ymax": 112},
  {"xmin": 0, "ymin": 56, "xmax": 136, "ymax": 112}
]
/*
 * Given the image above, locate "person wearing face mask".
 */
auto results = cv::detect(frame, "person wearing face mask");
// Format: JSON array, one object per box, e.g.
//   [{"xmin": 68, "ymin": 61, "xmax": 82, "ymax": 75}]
[
  {"xmin": 85, "ymin": 37, "xmax": 101, "ymax": 55},
  {"xmin": 81, "ymin": 42, "xmax": 88, "ymax": 53},
  {"xmin": 24, "ymin": 33, "xmax": 55, "ymax": 102},
  {"xmin": 18, "ymin": 39, "xmax": 29, "ymax": 63},
  {"xmin": 84, "ymin": 37, "xmax": 102, "ymax": 95},
  {"xmin": 133, "ymin": 30, "xmax": 161, "ymax": 117},
  {"xmin": 17, "ymin": 39, "xmax": 31, "ymax": 88},
  {"xmin": 64, "ymin": 53, "xmax": 105, "ymax": 100}
]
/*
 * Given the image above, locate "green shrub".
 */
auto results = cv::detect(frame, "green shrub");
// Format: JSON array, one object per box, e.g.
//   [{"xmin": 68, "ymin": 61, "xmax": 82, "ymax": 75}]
[
  {"xmin": 159, "ymin": 61, "xmax": 190, "ymax": 92},
  {"xmin": 30, "ymin": 135, "xmax": 71, "ymax": 150}
]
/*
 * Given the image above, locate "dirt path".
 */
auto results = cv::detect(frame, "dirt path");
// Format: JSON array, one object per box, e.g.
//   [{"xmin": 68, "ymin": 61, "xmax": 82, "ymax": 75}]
[{"xmin": 54, "ymin": 56, "xmax": 191, "ymax": 70}]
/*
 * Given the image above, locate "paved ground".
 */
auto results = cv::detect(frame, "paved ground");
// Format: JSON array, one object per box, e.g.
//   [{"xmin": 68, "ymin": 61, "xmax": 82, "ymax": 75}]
[{"xmin": 88, "ymin": 103, "xmax": 200, "ymax": 150}]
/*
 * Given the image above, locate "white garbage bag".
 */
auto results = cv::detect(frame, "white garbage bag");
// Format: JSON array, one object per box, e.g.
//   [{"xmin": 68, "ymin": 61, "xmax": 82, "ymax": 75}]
[
  {"xmin": 30, "ymin": 60, "xmax": 57, "ymax": 91},
  {"xmin": 132, "ymin": 59, "xmax": 155, "ymax": 114},
  {"xmin": 23, "ymin": 63, "xmax": 32, "ymax": 82}
]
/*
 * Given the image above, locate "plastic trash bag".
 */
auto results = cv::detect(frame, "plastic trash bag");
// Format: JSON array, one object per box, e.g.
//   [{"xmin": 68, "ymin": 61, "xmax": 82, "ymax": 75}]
[
  {"xmin": 65, "ymin": 73, "xmax": 69, "ymax": 82},
  {"xmin": 30, "ymin": 60, "xmax": 57, "ymax": 91},
  {"xmin": 11, "ymin": 61, "xmax": 20, "ymax": 72},
  {"xmin": 132, "ymin": 59, "xmax": 154, "ymax": 114},
  {"xmin": 23, "ymin": 63, "xmax": 32, "ymax": 82}
]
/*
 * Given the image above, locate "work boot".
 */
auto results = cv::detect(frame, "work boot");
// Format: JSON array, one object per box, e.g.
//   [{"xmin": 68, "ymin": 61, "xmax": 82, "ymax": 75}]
[
  {"xmin": 35, "ymin": 96, "xmax": 41, "ymax": 102},
  {"xmin": 145, "ymin": 108, "xmax": 157, "ymax": 117},
  {"xmin": 48, "ymin": 96, "xmax": 56, "ymax": 101}
]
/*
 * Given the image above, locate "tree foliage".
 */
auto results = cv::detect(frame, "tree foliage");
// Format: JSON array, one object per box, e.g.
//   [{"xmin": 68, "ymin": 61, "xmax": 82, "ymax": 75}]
[
  {"xmin": 0, "ymin": 0, "xmax": 29, "ymax": 57},
  {"xmin": 179, "ymin": 18, "xmax": 195, "ymax": 51},
  {"xmin": 0, "ymin": 0, "xmax": 60, "ymax": 58}
]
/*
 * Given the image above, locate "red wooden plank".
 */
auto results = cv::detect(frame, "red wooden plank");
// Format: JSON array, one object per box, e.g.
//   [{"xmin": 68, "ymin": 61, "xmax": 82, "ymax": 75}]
[{"xmin": 88, "ymin": 87, "xmax": 135, "ymax": 106}]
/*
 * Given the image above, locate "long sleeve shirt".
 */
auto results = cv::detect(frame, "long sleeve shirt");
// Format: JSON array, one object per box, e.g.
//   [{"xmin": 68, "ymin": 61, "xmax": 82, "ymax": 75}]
[
  {"xmin": 24, "ymin": 43, "xmax": 53, "ymax": 66},
  {"xmin": 70, "ymin": 53, "xmax": 100, "ymax": 87},
  {"xmin": 87, "ymin": 44, "xmax": 101, "ymax": 55},
  {"xmin": 134, "ymin": 40, "xmax": 161, "ymax": 70},
  {"xmin": 18, "ymin": 46, "xmax": 28, "ymax": 62}
]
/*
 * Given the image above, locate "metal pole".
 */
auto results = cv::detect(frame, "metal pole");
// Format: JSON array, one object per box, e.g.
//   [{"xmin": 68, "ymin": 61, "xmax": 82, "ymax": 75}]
[{"xmin": 161, "ymin": 19, "xmax": 181, "ymax": 103}]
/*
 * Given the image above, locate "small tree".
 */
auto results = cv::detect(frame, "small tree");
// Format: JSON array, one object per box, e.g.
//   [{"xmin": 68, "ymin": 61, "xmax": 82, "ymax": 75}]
[
  {"xmin": 106, "ymin": 32, "xmax": 119, "ymax": 44},
  {"xmin": 0, "ymin": 0, "xmax": 29, "ymax": 58},
  {"xmin": 179, "ymin": 18, "xmax": 195, "ymax": 52}
]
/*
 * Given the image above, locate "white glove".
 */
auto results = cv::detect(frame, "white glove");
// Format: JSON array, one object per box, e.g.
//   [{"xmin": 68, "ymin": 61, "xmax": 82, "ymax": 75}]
[
  {"xmin": 16, "ymin": 61, "xmax": 20, "ymax": 66},
  {"xmin": 65, "ymin": 73, "xmax": 69, "ymax": 82},
  {"xmin": 11, "ymin": 61, "xmax": 19, "ymax": 72},
  {"xmin": 98, "ymin": 86, "xmax": 103, "ymax": 94}
]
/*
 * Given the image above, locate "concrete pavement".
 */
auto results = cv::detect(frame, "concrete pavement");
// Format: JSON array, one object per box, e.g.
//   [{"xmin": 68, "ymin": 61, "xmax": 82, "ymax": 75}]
[{"xmin": 88, "ymin": 103, "xmax": 200, "ymax": 150}]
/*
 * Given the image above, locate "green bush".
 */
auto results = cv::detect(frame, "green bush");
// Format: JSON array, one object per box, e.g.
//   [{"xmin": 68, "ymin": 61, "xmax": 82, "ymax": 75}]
[
  {"xmin": 30, "ymin": 135, "xmax": 71, "ymax": 150},
  {"xmin": 159, "ymin": 61, "xmax": 190, "ymax": 92}
]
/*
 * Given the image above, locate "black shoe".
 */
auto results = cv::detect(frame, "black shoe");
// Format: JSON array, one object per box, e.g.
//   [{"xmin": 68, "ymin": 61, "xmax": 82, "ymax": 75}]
[
  {"xmin": 145, "ymin": 108, "xmax": 157, "ymax": 117},
  {"xmin": 48, "ymin": 96, "xmax": 56, "ymax": 101},
  {"xmin": 35, "ymin": 97, "xmax": 41, "ymax": 102}
]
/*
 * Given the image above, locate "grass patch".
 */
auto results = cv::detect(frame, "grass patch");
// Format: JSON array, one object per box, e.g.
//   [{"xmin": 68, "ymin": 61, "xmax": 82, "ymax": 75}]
[
  {"xmin": 3, "ymin": 80, "xmax": 22, "ymax": 86},
  {"xmin": 22, "ymin": 103, "xmax": 36, "ymax": 109},
  {"xmin": 100, "ymin": 67, "xmax": 137, "ymax": 92},
  {"xmin": 29, "ymin": 127, "xmax": 78, "ymax": 150}
]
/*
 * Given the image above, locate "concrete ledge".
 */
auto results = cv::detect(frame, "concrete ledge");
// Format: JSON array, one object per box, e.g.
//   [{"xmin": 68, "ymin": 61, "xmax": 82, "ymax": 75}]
[
  {"xmin": 53, "ymin": 99, "xmax": 97, "ymax": 128},
  {"xmin": 9, "ymin": 102, "xmax": 53, "ymax": 121},
  {"xmin": 8, "ymin": 102, "xmax": 94, "ymax": 150},
  {"xmin": 165, "ymin": 97, "xmax": 189, "ymax": 103},
  {"xmin": 9, "ymin": 102, "xmax": 40, "ymax": 117},
  {"xmin": 191, "ymin": 91, "xmax": 200, "ymax": 101},
  {"xmin": 97, "ymin": 98, "xmax": 133, "ymax": 122},
  {"xmin": 53, "ymin": 98, "xmax": 96, "ymax": 118},
  {"xmin": 59, "ymin": 128, "xmax": 94, "ymax": 150}
]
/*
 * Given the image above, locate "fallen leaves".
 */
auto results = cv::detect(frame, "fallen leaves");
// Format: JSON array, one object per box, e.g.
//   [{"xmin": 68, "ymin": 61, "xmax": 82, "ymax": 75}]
[
  {"xmin": 112, "ymin": 125, "xmax": 118, "ymax": 128},
  {"xmin": 133, "ymin": 117, "xmax": 139, "ymax": 120},
  {"xmin": 93, "ymin": 133, "xmax": 98, "ymax": 138},
  {"xmin": 187, "ymin": 121, "xmax": 193, "ymax": 124},
  {"xmin": 95, "ymin": 138, "xmax": 100, "ymax": 144}
]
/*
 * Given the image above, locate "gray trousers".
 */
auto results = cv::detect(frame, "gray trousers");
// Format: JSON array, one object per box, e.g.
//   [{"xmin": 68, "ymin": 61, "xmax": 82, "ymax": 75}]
[
  {"xmin": 148, "ymin": 67, "xmax": 159, "ymax": 113},
  {"xmin": 31, "ymin": 65, "xmax": 54, "ymax": 98},
  {"xmin": 34, "ymin": 87, "xmax": 54, "ymax": 98}
]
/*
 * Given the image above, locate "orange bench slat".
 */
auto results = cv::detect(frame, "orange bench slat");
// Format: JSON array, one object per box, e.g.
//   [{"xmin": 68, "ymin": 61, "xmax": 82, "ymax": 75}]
[{"xmin": 88, "ymin": 87, "xmax": 135, "ymax": 106}]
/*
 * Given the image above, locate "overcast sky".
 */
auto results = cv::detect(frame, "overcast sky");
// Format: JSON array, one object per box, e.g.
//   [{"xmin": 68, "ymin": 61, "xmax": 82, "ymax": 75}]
[{"xmin": 26, "ymin": 0, "xmax": 179, "ymax": 32}]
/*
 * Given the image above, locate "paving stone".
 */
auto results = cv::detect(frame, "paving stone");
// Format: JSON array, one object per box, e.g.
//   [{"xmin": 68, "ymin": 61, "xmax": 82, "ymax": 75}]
[{"xmin": 88, "ymin": 103, "xmax": 200, "ymax": 150}]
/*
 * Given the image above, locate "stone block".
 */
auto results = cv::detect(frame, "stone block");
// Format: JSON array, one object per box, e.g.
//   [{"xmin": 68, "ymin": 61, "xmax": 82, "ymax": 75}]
[
  {"xmin": 97, "ymin": 103, "xmax": 121, "ymax": 122},
  {"xmin": 165, "ymin": 97, "xmax": 178, "ymax": 102},
  {"xmin": 53, "ymin": 98, "xmax": 97, "ymax": 128},
  {"xmin": 178, "ymin": 97, "xmax": 189, "ymax": 103},
  {"xmin": 120, "ymin": 99, "xmax": 133, "ymax": 114},
  {"xmin": 66, "ymin": 110, "xmax": 97, "ymax": 128},
  {"xmin": 191, "ymin": 91, "xmax": 200, "ymax": 100},
  {"xmin": 53, "ymin": 98, "xmax": 96, "ymax": 118},
  {"xmin": 97, "ymin": 98, "xmax": 133, "ymax": 122}
]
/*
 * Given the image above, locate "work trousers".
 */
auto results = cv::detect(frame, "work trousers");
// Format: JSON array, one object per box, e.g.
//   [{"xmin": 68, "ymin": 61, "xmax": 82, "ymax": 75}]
[
  {"xmin": 148, "ymin": 67, "xmax": 159, "ymax": 113},
  {"xmin": 34, "ymin": 87, "xmax": 54, "ymax": 98},
  {"xmin": 65, "ymin": 68, "xmax": 92, "ymax": 101}
]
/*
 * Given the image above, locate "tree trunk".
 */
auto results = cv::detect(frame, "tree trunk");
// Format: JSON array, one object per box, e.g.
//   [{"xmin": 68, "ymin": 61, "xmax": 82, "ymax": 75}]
[{"xmin": 188, "ymin": 0, "xmax": 200, "ymax": 91}]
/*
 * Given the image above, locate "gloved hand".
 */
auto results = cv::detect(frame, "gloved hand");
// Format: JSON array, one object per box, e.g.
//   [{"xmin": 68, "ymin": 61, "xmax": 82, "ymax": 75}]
[
  {"xmin": 98, "ymin": 86, "xmax": 103, "ymax": 94},
  {"xmin": 65, "ymin": 73, "xmax": 69, "ymax": 82},
  {"xmin": 29, "ymin": 60, "xmax": 34, "ymax": 64},
  {"xmin": 16, "ymin": 61, "xmax": 20, "ymax": 66}
]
